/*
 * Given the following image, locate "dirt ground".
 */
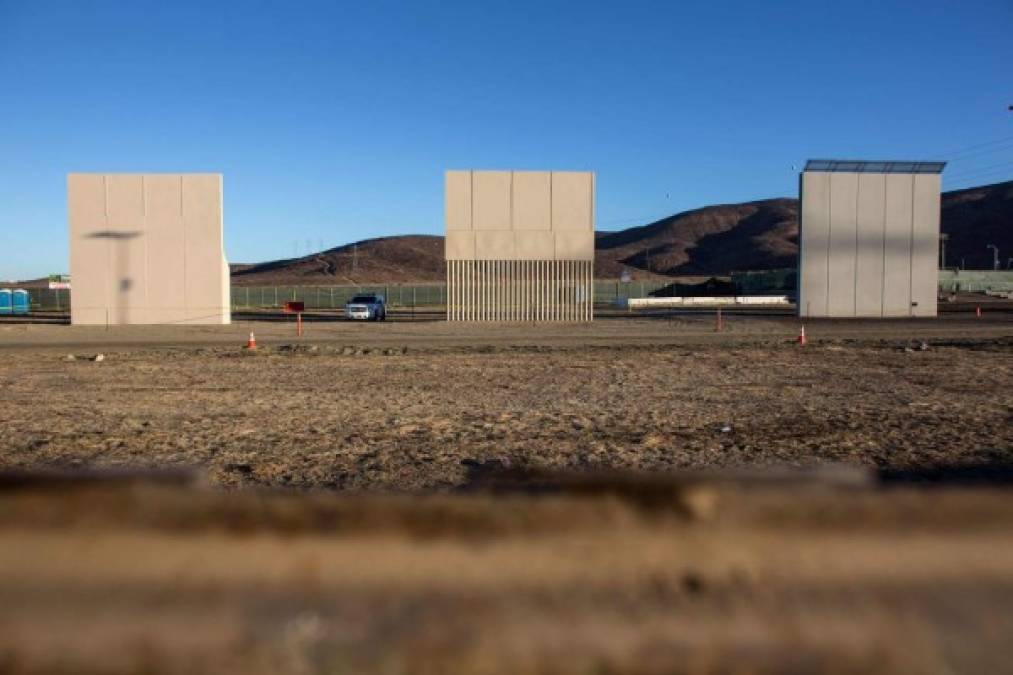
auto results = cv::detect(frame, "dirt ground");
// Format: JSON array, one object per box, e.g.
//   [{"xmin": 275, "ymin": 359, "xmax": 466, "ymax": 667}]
[
  {"xmin": 0, "ymin": 314, "xmax": 1010, "ymax": 488},
  {"xmin": 0, "ymin": 314, "xmax": 1011, "ymax": 674}
]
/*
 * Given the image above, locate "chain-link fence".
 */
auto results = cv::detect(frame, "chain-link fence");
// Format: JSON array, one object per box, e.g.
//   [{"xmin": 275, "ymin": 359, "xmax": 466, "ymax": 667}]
[
  {"xmin": 938, "ymin": 270, "xmax": 1013, "ymax": 293},
  {"xmin": 17, "ymin": 288, "xmax": 71, "ymax": 312},
  {"xmin": 229, "ymin": 285, "xmax": 447, "ymax": 309},
  {"xmin": 21, "ymin": 282, "xmax": 669, "ymax": 311},
  {"xmin": 20, "ymin": 272, "xmax": 1010, "ymax": 312}
]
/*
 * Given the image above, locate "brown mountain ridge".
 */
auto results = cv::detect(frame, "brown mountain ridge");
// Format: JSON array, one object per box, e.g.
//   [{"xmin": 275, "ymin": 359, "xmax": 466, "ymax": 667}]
[{"xmin": 230, "ymin": 180, "xmax": 1012, "ymax": 285}]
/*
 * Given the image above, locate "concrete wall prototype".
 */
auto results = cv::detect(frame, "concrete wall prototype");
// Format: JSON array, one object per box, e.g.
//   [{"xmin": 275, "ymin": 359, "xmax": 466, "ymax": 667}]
[
  {"xmin": 798, "ymin": 170, "xmax": 941, "ymax": 318},
  {"xmin": 68, "ymin": 174, "xmax": 230, "ymax": 325},
  {"xmin": 445, "ymin": 170, "xmax": 594, "ymax": 321}
]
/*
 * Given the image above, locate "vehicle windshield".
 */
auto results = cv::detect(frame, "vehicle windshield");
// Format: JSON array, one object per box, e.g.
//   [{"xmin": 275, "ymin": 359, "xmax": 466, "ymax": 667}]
[{"xmin": 349, "ymin": 295, "xmax": 378, "ymax": 304}]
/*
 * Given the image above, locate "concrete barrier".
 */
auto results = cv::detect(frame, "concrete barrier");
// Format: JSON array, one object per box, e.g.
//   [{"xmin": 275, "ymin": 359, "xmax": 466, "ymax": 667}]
[{"xmin": 618, "ymin": 296, "xmax": 791, "ymax": 309}]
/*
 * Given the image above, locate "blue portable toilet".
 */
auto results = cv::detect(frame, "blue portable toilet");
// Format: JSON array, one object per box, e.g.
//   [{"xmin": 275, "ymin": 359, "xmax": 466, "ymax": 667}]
[
  {"xmin": 0, "ymin": 289, "xmax": 11, "ymax": 315},
  {"xmin": 12, "ymin": 289, "xmax": 29, "ymax": 315}
]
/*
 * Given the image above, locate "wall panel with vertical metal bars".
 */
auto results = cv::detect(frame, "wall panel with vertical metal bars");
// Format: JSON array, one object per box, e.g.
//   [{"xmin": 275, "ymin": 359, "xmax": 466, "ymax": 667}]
[
  {"xmin": 446, "ymin": 259, "xmax": 593, "ymax": 322},
  {"xmin": 445, "ymin": 170, "xmax": 595, "ymax": 322}
]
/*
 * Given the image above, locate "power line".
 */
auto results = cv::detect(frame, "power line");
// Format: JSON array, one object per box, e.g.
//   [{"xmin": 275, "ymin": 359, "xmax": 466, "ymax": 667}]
[
  {"xmin": 944, "ymin": 159, "xmax": 1013, "ymax": 182},
  {"xmin": 932, "ymin": 134, "xmax": 1013, "ymax": 160},
  {"xmin": 944, "ymin": 137, "xmax": 1013, "ymax": 163},
  {"xmin": 943, "ymin": 169, "xmax": 1013, "ymax": 189}
]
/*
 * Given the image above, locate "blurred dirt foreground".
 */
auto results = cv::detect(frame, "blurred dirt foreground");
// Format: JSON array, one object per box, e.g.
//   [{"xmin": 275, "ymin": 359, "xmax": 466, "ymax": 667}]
[{"xmin": 0, "ymin": 315, "xmax": 1011, "ymax": 674}]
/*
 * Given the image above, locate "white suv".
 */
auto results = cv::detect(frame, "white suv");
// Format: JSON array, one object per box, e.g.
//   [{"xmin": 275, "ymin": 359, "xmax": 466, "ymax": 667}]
[{"xmin": 344, "ymin": 294, "xmax": 387, "ymax": 321}]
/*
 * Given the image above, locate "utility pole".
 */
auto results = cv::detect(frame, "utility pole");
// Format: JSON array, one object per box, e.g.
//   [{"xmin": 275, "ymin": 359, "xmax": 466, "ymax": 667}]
[
  {"xmin": 939, "ymin": 233, "xmax": 948, "ymax": 269},
  {"xmin": 987, "ymin": 244, "xmax": 1000, "ymax": 271}
]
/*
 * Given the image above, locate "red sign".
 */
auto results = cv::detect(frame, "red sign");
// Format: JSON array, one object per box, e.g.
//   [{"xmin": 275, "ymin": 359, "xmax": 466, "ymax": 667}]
[{"xmin": 283, "ymin": 301, "xmax": 305, "ymax": 313}]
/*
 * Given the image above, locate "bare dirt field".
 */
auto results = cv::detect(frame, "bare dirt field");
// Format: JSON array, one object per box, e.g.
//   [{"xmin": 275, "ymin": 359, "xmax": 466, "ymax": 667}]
[
  {"xmin": 1, "ymin": 313, "xmax": 1010, "ymax": 488},
  {"xmin": 0, "ymin": 314, "xmax": 1011, "ymax": 674}
]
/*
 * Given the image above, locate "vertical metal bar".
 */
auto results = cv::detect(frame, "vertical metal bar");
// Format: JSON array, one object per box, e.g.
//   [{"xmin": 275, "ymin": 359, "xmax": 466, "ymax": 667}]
[
  {"xmin": 512, "ymin": 260, "xmax": 517, "ymax": 321},
  {"xmin": 564, "ymin": 261, "xmax": 568, "ymax": 322},
  {"xmin": 543, "ymin": 260, "xmax": 547, "ymax": 322},
  {"xmin": 522, "ymin": 258, "xmax": 530, "ymax": 320},
  {"xmin": 559, "ymin": 260, "xmax": 563, "ymax": 322},
  {"xmin": 526, "ymin": 261, "xmax": 530, "ymax": 322},
  {"xmin": 556, "ymin": 260, "xmax": 560, "ymax": 322},
  {"xmin": 506, "ymin": 260, "xmax": 511, "ymax": 321},
  {"xmin": 561, "ymin": 260, "xmax": 566, "ymax": 321},
  {"xmin": 525, "ymin": 260, "xmax": 530, "ymax": 322},
  {"xmin": 527, "ymin": 260, "xmax": 531, "ymax": 322},
  {"xmin": 567, "ymin": 260, "xmax": 573, "ymax": 321},
  {"xmin": 549, "ymin": 260, "xmax": 555, "ymax": 322},
  {"xmin": 538, "ymin": 260, "xmax": 543, "ymax": 322},
  {"xmin": 571, "ymin": 261, "xmax": 576, "ymax": 322},
  {"xmin": 585, "ymin": 261, "xmax": 590, "ymax": 321},
  {"xmin": 509, "ymin": 260, "xmax": 514, "ymax": 321}
]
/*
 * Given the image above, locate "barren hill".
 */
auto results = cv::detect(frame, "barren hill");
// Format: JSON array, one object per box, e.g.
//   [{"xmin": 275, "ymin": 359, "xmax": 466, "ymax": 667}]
[
  {"xmin": 231, "ymin": 236, "xmax": 445, "ymax": 286},
  {"xmin": 228, "ymin": 180, "xmax": 1011, "ymax": 284},
  {"xmin": 938, "ymin": 180, "xmax": 1013, "ymax": 269}
]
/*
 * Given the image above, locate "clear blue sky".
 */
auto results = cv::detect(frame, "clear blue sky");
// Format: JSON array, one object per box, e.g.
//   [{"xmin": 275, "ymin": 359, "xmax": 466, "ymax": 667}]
[{"xmin": 1, "ymin": 0, "xmax": 1011, "ymax": 280}]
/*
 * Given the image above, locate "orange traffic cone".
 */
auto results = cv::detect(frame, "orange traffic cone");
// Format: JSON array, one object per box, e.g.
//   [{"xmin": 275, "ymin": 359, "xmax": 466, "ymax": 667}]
[
  {"xmin": 245, "ymin": 331, "xmax": 257, "ymax": 350},
  {"xmin": 797, "ymin": 325, "xmax": 807, "ymax": 346}
]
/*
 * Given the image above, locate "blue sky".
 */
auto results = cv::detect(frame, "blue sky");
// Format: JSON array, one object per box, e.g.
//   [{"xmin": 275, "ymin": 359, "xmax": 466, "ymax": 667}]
[{"xmin": 1, "ymin": 1, "xmax": 1011, "ymax": 280}]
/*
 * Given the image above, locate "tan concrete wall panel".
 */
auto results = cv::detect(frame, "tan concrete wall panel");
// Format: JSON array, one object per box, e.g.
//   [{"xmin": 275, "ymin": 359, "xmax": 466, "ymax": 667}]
[
  {"xmin": 181, "ymin": 175, "xmax": 226, "ymax": 323},
  {"xmin": 512, "ymin": 171, "xmax": 551, "ymax": 230},
  {"xmin": 554, "ymin": 231, "xmax": 594, "ymax": 260},
  {"xmin": 444, "ymin": 231, "xmax": 476, "ymax": 260},
  {"xmin": 444, "ymin": 170, "xmax": 593, "ymax": 262},
  {"xmin": 475, "ymin": 230, "xmax": 516, "ymax": 260},
  {"xmin": 68, "ymin": 175, "xmax": 111, "ymax": 325},
  {"xmin": 911, "ymin": 174, "xmax": 940, "ymax": 317},
  {"xmin": 68, "ymin": 173, "xmax": 229, "ymax": 325},
  {"xmin": 854, "ymin": 173, "xmax": 886, "ymax": 317},
  {"xmin": 105, "ymin": 175, "xmax": 148, "ymax": 324},
  {"xmin": 472, "ymin": 171, "xmax": 512, "ymax": 231},
  {"xmin": 514, "ymin": 230, "xmax": 554, "ymax": 259},
  {"xmin": 144, "ymin": 176, "xmax": 187, "ymax": 323},
  {"xmin": 798, "ymin": 172, "xmax": 830, "ymax": 317},
  {"xmin": 445, "ymin": 171, "xmax": 472, "ymax": 231},
  {"xmin": 551, "ymin": 172, "xmax": 593, "ymax": 231},
  {"xmin": 882, "ymin": 174, "xmax": 914, "ymax": 317}
]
